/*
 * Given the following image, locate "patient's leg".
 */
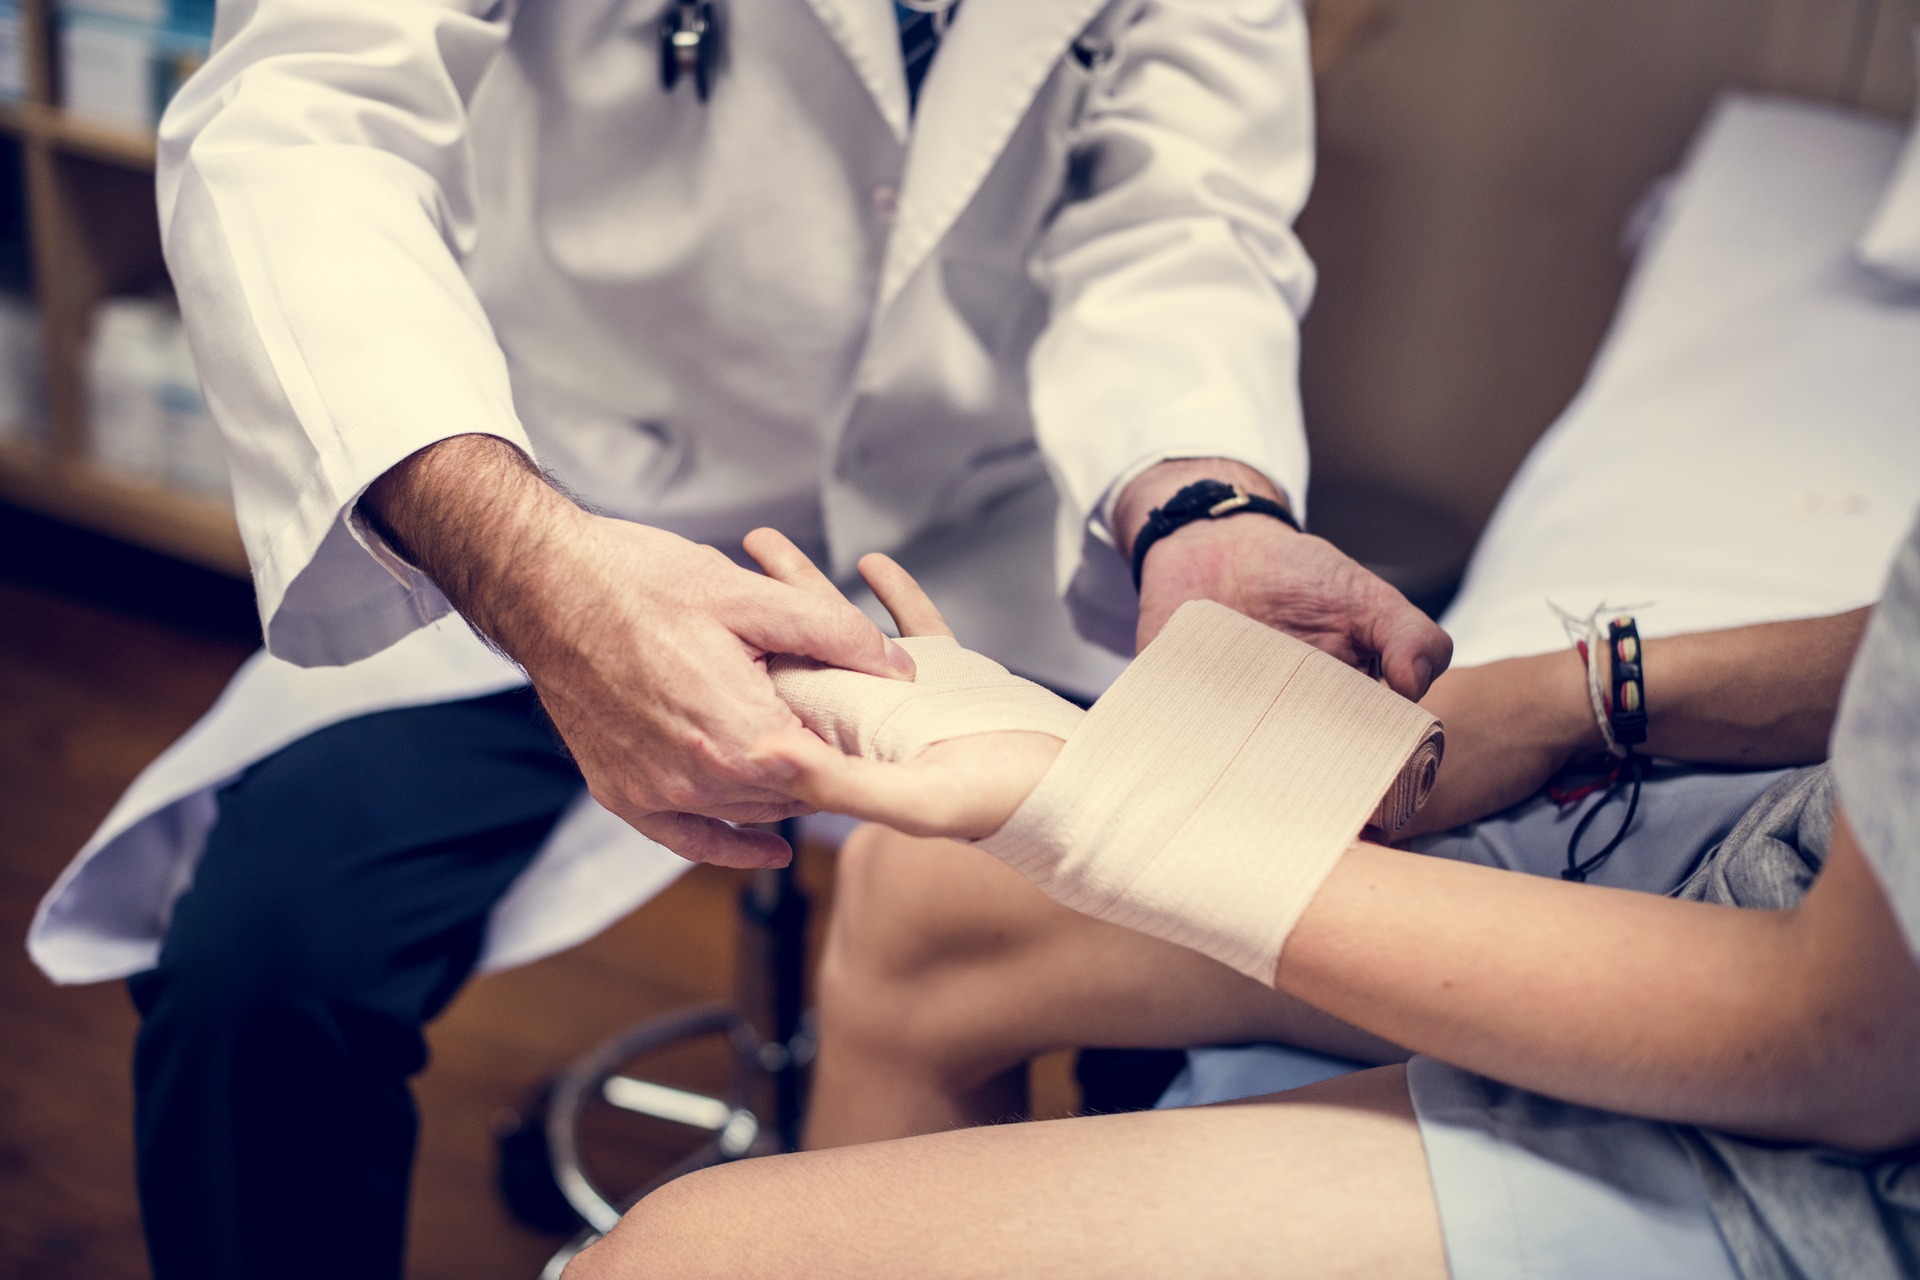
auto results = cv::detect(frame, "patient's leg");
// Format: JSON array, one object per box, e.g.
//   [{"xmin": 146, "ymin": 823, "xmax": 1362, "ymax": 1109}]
[
  {"xmin": 805, "ymin": 824, "xmax": 1405, "ymax": 1149},
  {"xmin": 570, "ymin": 1065, "xmax": 1445, "ymax": 1280}
]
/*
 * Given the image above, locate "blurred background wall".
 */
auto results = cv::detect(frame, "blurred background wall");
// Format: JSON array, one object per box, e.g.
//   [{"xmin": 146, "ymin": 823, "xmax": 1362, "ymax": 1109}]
[{"xmin": 1299, "ymin": 0, "xmax": 1915, "ymax": 606}]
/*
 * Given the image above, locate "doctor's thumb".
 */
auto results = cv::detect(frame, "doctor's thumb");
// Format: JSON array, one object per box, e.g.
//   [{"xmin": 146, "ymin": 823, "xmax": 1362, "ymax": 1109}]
[
  {"xmin": 1372, "ymin": 607, "xmax": 1454, "ymax": 702},
  {"xmin": 738, "ymin": 584, "xmax": 918, "ymax": 681}
]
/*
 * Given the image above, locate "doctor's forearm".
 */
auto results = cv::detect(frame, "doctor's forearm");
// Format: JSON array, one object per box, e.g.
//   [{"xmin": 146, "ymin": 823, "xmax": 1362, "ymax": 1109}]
[{"xmin": 361, "ymin": 433, "xmax": 591, "ymax": 659}]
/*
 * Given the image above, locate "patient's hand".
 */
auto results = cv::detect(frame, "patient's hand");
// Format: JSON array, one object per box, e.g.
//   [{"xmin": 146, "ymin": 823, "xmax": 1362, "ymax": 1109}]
[
  {"xmin": 1393, "ymin": 649, "xmax": 1604, "ymax": 840},
  {"xmin": 742, "ymin": 531, "xmax": 1061, "ymax": 840}
]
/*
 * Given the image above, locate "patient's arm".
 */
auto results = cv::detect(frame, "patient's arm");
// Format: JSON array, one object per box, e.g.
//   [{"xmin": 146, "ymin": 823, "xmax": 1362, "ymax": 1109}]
[
  {"xmin": 774, "ymin": 710, "xmax": 1920, "ymax": 1150},
  {"xmin": 1400, "ymin": 608, "xmax": 1870, "ymax": 838},
  {"xmin": 746, "ymin": 535, "xmax": 1918, "ymax": 1150},
  {"xmin": 1283, "ymin": 815, "xmax": 1920, "ymax": 1151}
]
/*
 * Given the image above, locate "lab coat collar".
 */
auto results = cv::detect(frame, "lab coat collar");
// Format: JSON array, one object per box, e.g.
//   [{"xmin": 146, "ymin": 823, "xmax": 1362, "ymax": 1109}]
[
  {"xmin": 881, "ymin": 0, "xmax": 1110, "ymax": 309},
  {"xmin": 798, "ymin": 0, "xmax": 912, "ymax": 142}
]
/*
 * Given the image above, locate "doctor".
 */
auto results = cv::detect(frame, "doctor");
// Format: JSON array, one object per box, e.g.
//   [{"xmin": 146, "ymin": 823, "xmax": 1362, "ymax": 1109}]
[{"xmin": 31, "ymin": 0, "xmax": 1449, "ymax": 1277}]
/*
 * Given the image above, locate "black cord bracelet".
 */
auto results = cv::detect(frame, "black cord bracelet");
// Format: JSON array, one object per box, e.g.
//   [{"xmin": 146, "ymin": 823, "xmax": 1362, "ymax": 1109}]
[
  {"xmin": 1129, "ymin": 480, "xmax": 1300, "ymax": 589},
  {"xmin": 1561, "ymin": 615, "xmax": 1650, "ymax": 882}
]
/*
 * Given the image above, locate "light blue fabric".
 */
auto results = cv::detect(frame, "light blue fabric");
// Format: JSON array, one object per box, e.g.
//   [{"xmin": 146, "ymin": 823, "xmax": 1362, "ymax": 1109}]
[
  {"xmin": 1156, "ymin": 1042, "xmax": 1367, "ymax": 1109},
  {"xmin": 1406, "ymin": 1058, "xmax": 1739, "ymax": 1280},
  {"xmin": 1409, "ymin": 762, "xmax": 1791, "ymax": 892},
  {"xmin": 1156, "ymin": 1048, "xmax": 1739, "ymax": 1280}
]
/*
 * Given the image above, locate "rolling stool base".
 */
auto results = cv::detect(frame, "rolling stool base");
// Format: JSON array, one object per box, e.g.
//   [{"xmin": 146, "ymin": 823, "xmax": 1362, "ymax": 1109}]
[{"xmin": 504, "ymin": 825, "xmax": 814, "ymax": 1276}]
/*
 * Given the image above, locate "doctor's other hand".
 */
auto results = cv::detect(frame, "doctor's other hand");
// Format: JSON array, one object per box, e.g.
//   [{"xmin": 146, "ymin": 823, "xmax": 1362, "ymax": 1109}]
[
  {"xmin": 361, "ymin": 434, "xmax": 915, "ymax": 868},
  {"xmin": 1118, "ymin": 459, "xmax": 1453, "ymax": 699}
]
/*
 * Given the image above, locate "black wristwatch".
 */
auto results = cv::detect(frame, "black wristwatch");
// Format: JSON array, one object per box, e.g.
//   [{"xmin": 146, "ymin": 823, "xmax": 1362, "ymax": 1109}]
[{"xmin": 1129, "ymin": 479, "xmax": 1301, "ymax": 589}]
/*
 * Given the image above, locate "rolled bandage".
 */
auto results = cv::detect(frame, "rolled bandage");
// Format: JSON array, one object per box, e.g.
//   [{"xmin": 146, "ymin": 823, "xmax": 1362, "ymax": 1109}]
[
  {"xmin": 978, "ymin": 601, "xmax": 1443, "ymax": 983},
  {"xmin": 768, "ymin": 636, "xmax": 1086, "ymax": 762}
]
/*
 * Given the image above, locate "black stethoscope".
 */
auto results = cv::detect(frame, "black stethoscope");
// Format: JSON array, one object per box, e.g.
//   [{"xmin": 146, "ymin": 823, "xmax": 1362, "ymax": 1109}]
[{"xmin": 660, "ymin": 0, "xmax": 961, "ymax": 102}]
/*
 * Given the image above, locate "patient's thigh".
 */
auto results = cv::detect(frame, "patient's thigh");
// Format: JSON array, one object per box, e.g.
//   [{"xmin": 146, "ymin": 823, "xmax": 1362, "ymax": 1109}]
[
  {"xmin": 585, "ymin": 1065, "xmax": 1444, "ymax": 1280},
  {"xmin": 831, "ymin": 826, "xmax": 1402, "ymax": 1065}
]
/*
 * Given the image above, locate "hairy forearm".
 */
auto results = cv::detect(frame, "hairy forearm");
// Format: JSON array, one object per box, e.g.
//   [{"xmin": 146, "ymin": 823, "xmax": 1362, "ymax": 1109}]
[
  {"xmin": 1635, "ymin": 609, "xmax": 1870, "ymax": 765},
  {"xmin": 361, "ymin": 433, "xmax": 588, "ymax": 658},
  {"xmin": 1276, "ymin": 824, "xmax": 1920, "ymax": 1149}
]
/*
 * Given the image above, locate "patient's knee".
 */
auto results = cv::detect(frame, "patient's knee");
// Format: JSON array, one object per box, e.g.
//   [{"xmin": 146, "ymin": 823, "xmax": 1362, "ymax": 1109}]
[
  {"xmin": 827, "ymin": 827, "xmax": 981, "ymax": 998},
  {"xmin": 820, "ymin": 825, "xmax": 1039, "ymax": 1058}
]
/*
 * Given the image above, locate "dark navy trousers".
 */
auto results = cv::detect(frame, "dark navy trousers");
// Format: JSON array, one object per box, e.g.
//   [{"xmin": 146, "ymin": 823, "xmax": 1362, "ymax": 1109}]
[{"xmin": 127, "ymin": 688, "xmax": 585, "ymax": 1280}]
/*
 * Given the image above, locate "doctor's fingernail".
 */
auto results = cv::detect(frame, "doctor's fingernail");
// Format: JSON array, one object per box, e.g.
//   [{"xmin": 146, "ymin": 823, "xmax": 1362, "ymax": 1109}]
[
  {"xmin": 1412, "ymin": 656, "xmax": 1435, "ymax": 691},
  {"xmin": 885, "ymin": 638, "xmax": 918, "ymax": 679}
]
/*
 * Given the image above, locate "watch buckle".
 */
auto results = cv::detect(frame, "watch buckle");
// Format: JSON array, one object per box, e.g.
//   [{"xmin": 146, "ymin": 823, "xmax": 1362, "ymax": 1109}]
[{"xmin": 1207, "ymin": 484, "xmax": 1252, "ymax": 517}]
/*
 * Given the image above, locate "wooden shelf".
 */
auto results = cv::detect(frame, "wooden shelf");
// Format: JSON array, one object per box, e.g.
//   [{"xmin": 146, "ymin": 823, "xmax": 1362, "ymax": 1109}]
[
  {"xmin": 0, "ymin": 99, "xmax": 156, "ymax": 170},
  {"xmin": 0, "ymin": 0, "xmax": 195, "ymax": 580},
  {"xmin": 0, "ymin": 437, "xmax": 246, "ymax": 575}
]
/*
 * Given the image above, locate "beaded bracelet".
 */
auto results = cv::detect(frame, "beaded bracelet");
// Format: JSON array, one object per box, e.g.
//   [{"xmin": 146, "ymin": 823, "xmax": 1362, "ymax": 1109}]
[
  {"xmin": 1607, "ymin": 616, "xmax": 1648, "ymax": 748},
  {"xmin": 1548, "ymin": 603, "xmax": 1650, "ymax": 882}
]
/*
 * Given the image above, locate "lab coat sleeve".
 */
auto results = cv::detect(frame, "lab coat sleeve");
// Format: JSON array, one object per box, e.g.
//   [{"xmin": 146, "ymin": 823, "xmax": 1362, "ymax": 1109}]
[
  {"xmin": 1028, "ymin": 0, "xmax": 1316, "ymax": 651},
  {"xmin": 156, "ymin": 0, "xmax": 529, "ymax": 667}
]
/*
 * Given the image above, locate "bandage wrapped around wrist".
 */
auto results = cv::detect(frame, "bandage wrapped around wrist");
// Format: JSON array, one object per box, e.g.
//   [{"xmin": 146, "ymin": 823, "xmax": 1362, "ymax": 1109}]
[
  {"xmin": 768, "ymin": 637, "xmax": 1086, "ymax": 760},
  {"xmin": 771, "ymin": 601, "xmax": 1443, "ymax": 984}
]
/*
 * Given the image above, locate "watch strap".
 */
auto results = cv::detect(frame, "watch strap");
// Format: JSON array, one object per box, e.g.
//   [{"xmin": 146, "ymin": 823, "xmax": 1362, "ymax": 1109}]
[{"xmin": 1129, "ymin": 480, "xmax": 1300, "ymax": 589}]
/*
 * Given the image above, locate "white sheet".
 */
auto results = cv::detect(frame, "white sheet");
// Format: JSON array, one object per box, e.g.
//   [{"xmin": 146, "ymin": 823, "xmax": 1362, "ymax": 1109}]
[
  {"xmin": 1441, "ymin": 94, "xmax": 1920, "ymax": 667},
  {"xmin": 1857, "ymin": 26, "xmax": 1920, "ymax": 283}
]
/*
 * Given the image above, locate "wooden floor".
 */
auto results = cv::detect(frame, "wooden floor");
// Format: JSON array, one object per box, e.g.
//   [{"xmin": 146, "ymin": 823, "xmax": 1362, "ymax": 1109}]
[{"xmin": 0, "ymin": 520, "xmax": 1078, "ymax": 1280}]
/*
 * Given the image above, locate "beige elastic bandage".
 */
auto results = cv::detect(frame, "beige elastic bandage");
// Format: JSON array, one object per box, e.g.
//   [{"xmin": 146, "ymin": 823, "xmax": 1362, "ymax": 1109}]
[
  {"xmin": 980, "ymin": 601, "xmax": 1441, "ymax": 982},
  {"xmin": 768, "ymin": 637, "xmax": 1086, "ymax": 762},
  {"xmin": 771, "ymin": 601, "xmax": 1442, "ymax": 984}
]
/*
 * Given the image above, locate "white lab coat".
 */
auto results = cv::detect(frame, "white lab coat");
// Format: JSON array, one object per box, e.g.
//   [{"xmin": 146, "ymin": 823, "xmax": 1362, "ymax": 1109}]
[{"xmin": 30, "ymin": 0, "xmax": 1317, "ymax": 984}]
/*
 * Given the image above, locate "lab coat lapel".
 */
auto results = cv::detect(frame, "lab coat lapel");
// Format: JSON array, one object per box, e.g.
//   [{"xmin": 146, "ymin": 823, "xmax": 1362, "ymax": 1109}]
[
  {"xmin": 796, "ymin": 0, "xmax": 912, "ymax": 142},
  {"xmin": 879, "ymin": 0, "xmax": 1109, "ymax": 308}
]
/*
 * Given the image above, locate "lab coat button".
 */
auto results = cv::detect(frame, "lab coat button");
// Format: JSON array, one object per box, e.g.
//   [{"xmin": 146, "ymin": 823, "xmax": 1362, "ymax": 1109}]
[{"xmin": 871, "ymin": 185, "xmax": 899, "ymax": 221}]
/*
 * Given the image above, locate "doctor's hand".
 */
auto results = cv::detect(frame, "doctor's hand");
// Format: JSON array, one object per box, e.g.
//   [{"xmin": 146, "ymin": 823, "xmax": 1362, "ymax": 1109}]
[
  {"xmin": 741, "ymin": 532, "xmax": 1064, "ymax": 841},
  {"xmin": 362, "ymin": 435, "xmax": 916, "ymax": 868},
  {"xmin": 1117, "ymin": 459, "xmax": 1453, "ymax": 699}
]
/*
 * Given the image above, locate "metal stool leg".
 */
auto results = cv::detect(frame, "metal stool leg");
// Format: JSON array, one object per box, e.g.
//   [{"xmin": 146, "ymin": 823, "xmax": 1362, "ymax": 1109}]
[
  {"xmin": 523, "ymin": 819, "xmax": 816, "ymax": 1273},
  {"xmin": 735, "ymin": 856, "xmax": 814, "ymax": 1152}
]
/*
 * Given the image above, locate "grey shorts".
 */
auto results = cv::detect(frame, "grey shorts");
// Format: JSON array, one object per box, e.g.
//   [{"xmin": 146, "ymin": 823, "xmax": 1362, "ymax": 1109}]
[{"xmin": 1154, "ymin": 766, "xmax": 1791, "ymax": 1280}]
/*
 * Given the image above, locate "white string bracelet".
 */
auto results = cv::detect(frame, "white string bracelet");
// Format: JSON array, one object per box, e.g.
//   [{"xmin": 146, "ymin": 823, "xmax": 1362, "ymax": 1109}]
[{"xmin": 1549, "ymin": 600, "xmax": 1629, "ymax": 758}]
